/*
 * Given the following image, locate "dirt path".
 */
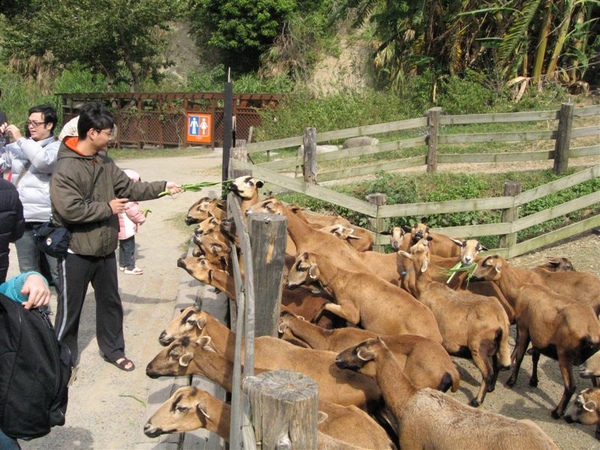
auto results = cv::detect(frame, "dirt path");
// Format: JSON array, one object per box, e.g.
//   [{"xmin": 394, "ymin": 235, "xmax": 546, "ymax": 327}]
[{"xmin": 10, "ymin": 153, "xmax": 600, "ymax": 449}]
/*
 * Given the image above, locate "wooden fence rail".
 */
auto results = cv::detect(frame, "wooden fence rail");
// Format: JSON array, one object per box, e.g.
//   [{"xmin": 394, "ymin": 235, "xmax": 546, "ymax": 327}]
[
  {"xmin": 247, "ymin": 104, "xmax": 599, "ymax": 183},
  {"xmin": 232, "ymin": 102, "xmax": 599, "ymax": 258}
]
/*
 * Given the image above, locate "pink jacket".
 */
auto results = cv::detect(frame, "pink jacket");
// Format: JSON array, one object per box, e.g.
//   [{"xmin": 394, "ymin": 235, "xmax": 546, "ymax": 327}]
[
  {"xmin": 118, "ymin": 201, "xmax": 146, "ymax": 240},
  {"xmin": 118, "ymin": 169, "xmax": 146, "ymax": 240}
]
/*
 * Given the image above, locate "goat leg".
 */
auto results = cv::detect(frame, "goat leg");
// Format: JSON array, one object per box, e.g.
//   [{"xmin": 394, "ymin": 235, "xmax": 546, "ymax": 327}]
[
  {"xmin": 489, "ymin": 354, "xmax": 501, "ymax": 392},
  {"xmin": 552, "ymin": 355, "xmax": 576, "ymax": 419},
  {"xmin": 529, "ymin": 348, "xmax": 540, "ymax": 387},
  {"xmin": 470, "ymin": 347, "xmax": 493, "ymax": 407},
  {"xmin": 507, "ymin": 327, "xmax": 530, "ymax": 388}
]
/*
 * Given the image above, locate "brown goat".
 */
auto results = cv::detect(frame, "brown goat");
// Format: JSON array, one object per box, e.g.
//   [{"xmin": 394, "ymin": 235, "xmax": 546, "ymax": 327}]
[
  {"xmin": 286, "ymin": 251, "xmax": 444, "ymax": 343},
  {"xmin": 185, "ymin": 197, "xmax": 227, "ymax": 225},
  {"xmin": 408, "ymin": 221, "xmax": 462, "ymax": 258},
  {"xmin": 144, "ymin": 385, "xmax": 387, "ymax": 449},
  {"xmin": 473, "ymin": 254, "xmax": 600, "ymax": 418},
  {"xmin": 247, "ymin": 198, "xmax": 374, "ymax": 274},
  {"xmin": 531, "ymin": 266, "xmax": 600, "ymax": 316},
  {"xmin": 144, "ymin": 385, "xmax": 230, "ymax": 439},
  {"xmin": 278, "ymin": 310, "xmax": 460, "ymax": 393},
  {"xmin": 147, "ymin": 332, "xmax": 383, "ymax": 412},
  {"xmin": 564, "ymin": 387, "xmax": 600, "ymax": 440},
  {"xmin": 335, "ymin": 338, "xmax": 560, "ymax": 450},
  {"xmin": 389, "ymin": 227, "xmax": 412, "ymax": 252},
  {"xmin": 229, "ymin": 175, "xmax": 264, "ymax": 213},
  {"xmin": 175, "ymin": 257, "xmax": 345, "ymax": 328},
  {"xmin": 399, "ymin": 240, "xmax": 511, "ymax": 407}
]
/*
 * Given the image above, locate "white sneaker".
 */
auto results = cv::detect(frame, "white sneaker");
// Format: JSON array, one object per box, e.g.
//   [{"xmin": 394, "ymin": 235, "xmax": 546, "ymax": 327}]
[{"xmin": 123, "ymin": 267, "xmax": 143, "ymax": 275}]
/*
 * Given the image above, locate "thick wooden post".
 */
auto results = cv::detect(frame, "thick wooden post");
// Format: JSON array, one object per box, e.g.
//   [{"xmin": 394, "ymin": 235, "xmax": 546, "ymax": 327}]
[
  {"xmin": 427, "ymin": 107, "xmax": 442, "ymax": 173},
  {"xmin": 248, "ymin": 213, "xmax": 287, "ymax": 338},
  {"xmin": 499, "ymin": 181, "xmax": 522, "ymax": 255},
  {"xmin": 366, "ymin": 193, "xmax": 387, "ymax": 252},
  {"xmin": 229, "ymin": 139, "xmax": 251, "ymax": 180},
  {"xmin": 303, "ymin": 127, "xmax": 318, "ymax": 184},
  {"xmin": 244, "ymin": 370, "xmax": 319, "ymax": 450},
  {"xmin": 553, "ymin": 102, "xmax": 574, "ymax": 175}
]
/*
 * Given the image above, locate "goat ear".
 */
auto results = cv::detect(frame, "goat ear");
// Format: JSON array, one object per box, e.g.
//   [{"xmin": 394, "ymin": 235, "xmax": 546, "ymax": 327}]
[
  {"xmin": 449, "ymin": 237, "xmax": 463, "ymax": 247},
  {"xmin": 317, "ymin": 411, "xmax": 328, "ymax": 424},
  {"xmin": 356, "ymin": 348, "xmax": 375, "ymax": 362},
  {"xmin": 421, "ymin": 258, "xmax": 429, "ymax": 272},
  {"xmin": 583, "ymin": 400, "xmax": 597, "ymax": 412},
  {"xmin": 309, "ymin": 264, "xmax": 318, "ymax": 280},
  {"xmin": 277, "ymin": 322, "xmax": 288, "ymax": 334},
  {"xmin": 197, "ymin": 404, "xmax": 211, "ymax": 419},
  {"xmin": 196, "ymin": 316, "xmax": 207, "ymax": 330},
  {"xmin": 196, "ymin": 335, "xmax": 216, "ymax": 352},
  {"xmin": 179, "ymin": 352, "xmax": 193, "ymax": 367}
]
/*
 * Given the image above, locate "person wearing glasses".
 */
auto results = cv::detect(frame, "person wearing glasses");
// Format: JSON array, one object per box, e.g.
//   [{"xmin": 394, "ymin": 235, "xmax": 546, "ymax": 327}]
[
  {"xmin": 0, "ymin": 104, "xmax": 61, "ymax": 295},
  {"xmin": 50, "ymin": 102, "xmax": 182, "ymax": 372}
]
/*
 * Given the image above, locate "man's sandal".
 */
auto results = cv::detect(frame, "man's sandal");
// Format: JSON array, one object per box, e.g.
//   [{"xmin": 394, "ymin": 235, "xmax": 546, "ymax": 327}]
[{"xmin": 104, "ymin": 356, "xmax": 135, "ymax": 372}]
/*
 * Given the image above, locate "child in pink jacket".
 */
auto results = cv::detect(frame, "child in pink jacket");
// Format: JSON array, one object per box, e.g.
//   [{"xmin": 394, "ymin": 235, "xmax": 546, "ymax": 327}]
[{"xmin": 118, "ymin": 169, "xmax": 146, "ymax": 275}]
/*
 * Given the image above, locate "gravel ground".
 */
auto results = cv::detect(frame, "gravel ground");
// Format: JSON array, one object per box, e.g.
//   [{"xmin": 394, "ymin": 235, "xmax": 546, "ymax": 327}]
[{"xmin": 8, "ymin": 153, "xmax": 600, "ymax": 450}]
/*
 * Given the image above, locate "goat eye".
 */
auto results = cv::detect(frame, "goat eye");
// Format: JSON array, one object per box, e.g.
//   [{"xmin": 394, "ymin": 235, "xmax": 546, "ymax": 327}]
[
  {"xmin": 176, "ymin": 406, "xmax": 189, "ymax": 413},
  {"xmin": 186, "ymin": 319, "xmax": 197, "ymax": 326}
]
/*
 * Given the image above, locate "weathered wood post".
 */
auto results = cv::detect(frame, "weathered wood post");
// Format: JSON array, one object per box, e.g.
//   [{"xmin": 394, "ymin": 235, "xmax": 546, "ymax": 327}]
[
  {"xmin": 427, "ymin": 107, "xmax": 442, "ymax": 173},
  {"xmin": 248, "ymin": 213, "xmax": 287, "ymax": 338},
  {"xmin": 303, "ymin": 127, "xmax": 318, "ymax": 184},
  {"xmin": 366, "ymin": 193, "xmax": 388, "ymax": 253},
  {"xmin": 499, "ymin": 181, "xmax": 522, "ymax": 256},
  {"xmin": 553, "ymin": 102, "xmax": 574, "ymax": 175},
  {"xmin": 230, "ymin": 139, "xmax": 251, "ymax": 180},
  {"xmin": 244, "ymin": 370, "xmax": 319, "ymax": 450}
]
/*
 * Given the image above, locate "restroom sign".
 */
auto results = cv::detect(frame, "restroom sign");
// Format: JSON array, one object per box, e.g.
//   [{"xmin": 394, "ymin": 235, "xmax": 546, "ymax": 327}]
[{"xmin": 187, "ymin": 113, "xmax": 212, "ymax": 143}]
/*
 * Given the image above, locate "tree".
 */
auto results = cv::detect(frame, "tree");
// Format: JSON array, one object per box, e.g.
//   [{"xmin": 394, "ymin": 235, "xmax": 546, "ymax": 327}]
[
  {"xmin": 1, "ymin": 0, "xmax": 185, "ymax": 91},
  {"xmin": 188, "ymin": 0, "xmax": 297, "ymax": 72},
  {"xmin": 332, "ymin": 0, "xmax": 600, "ymax": 92}
]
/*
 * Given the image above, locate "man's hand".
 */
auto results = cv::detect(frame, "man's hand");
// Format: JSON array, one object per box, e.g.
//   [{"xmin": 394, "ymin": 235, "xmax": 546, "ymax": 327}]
[
  {"xmin": 21, "ymin": 274, "xmax": 50, "ymax": 310},
  {"xmin": 109, "ymin": 197, "xmax": 129, "ymax": 214},
  {"xmin": 165, "ymin": 182, "xmax": 183, "ymax": 195},
  {"xmin": 5, "ymin": 124, "xmax": 22, "ymax": 141}
]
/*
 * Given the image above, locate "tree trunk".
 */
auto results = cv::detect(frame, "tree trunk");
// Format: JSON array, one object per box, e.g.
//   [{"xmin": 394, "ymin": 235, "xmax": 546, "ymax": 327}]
[
  {"xmin": 532, "ymin": 0, "xmax": 553, "ymax": 87},
  {"xmin": 545, "ymin": 0, "xmax": 574, "ymax": 81}
]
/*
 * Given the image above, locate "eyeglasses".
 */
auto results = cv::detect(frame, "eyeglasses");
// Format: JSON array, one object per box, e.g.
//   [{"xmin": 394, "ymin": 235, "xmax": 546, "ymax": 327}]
[
  {"xmin": 95, "ymin": 128, "xmax": 114, "ymax": 137},
  {"xmin": 27, "ymin": 120, "xmax": 45, "ymax": 128}
]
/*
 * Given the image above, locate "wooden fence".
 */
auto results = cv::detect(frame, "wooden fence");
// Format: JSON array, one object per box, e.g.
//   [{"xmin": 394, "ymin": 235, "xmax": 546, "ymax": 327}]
[
  {"xmin": 188, "ymin": 103, "xmax": 599, "ymax": 449},
  {"xmin": 231, "ymin": 103, "xmax": 599, "ymax": 258}
]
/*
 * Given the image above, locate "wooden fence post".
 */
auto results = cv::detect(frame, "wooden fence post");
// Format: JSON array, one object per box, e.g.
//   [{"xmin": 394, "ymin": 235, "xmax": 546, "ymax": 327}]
[
  {"xmin": 553, "ymin": 102, "xmax": 574, "ymax": 175},
  {"xmin": 366, "ymin": 193, "xmax": 388, "ymax": 252},
  {"xmin": 427, "ymin": 107, "xmax": 442, "ymax": 173},
  {"xmin": 244, "ymin": 370, "xmax": 319, "ymax": 450},
  {"xmin": 303, "ymin": 127, "xmax": 318, "ymax": 184},
  {"xmin": 230, "ymin": 139, "xmax": 251, "ymax": 180},
  {"xmin": 248, "ymin": 213, "xmax": 287, "ymax": 338},
  {"xmin": 499, "ymin": 181, "xmax": 522, "ymax": 255}
]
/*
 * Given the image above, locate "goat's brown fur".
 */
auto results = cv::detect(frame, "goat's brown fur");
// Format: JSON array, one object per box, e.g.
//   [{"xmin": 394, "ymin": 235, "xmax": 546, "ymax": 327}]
[{"xmin": 335, "ymin": 338, "xmax": 559, "ymax": 450}]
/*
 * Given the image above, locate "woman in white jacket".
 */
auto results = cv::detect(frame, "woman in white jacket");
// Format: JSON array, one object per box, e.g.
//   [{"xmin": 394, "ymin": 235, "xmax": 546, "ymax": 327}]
[
  {"xmin": 117, "ymin": 169, "xmax": 147, "ymax": 275},
  {"xmin": 0, "ymin": 105, "xmax": 61, "ymax": 291}
]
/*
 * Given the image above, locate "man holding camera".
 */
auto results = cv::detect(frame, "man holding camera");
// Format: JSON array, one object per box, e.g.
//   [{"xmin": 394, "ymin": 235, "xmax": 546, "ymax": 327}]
[{"xmin": 0, "ymin": 105, "xmax": 61, "ymax": 293}]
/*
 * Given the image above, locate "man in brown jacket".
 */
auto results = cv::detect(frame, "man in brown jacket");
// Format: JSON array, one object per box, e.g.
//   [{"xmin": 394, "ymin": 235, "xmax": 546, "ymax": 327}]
[{"xmin": 50, "ymin": 102, "xmax": 182, "ymax": 371}]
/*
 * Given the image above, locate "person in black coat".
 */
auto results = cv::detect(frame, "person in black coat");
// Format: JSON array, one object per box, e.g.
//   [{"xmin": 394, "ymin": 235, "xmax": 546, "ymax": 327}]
[{"xmin": 0, "ymin": 178, "xmax": 25, "ymax": 283}]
